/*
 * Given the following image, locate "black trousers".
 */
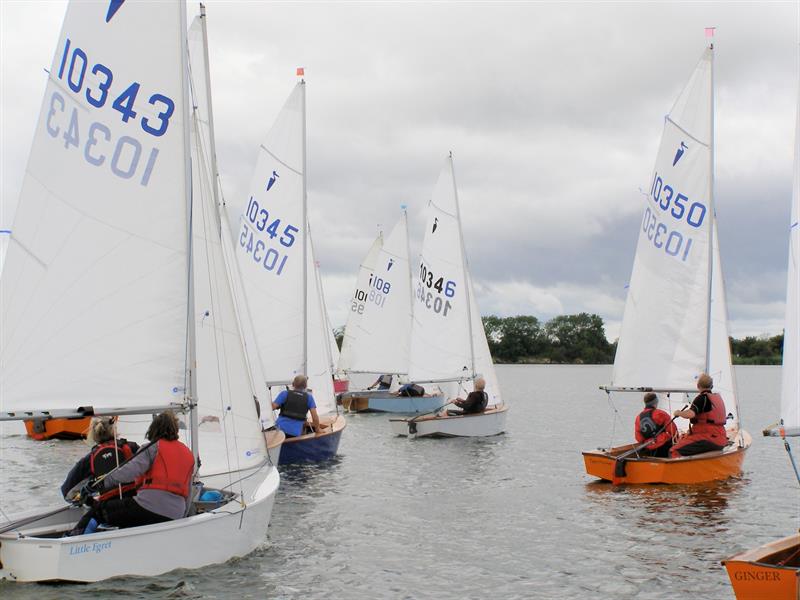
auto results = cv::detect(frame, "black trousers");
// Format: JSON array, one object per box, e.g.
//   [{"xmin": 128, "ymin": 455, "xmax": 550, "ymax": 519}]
[
  {"xmin": 672, "ymin": 439, "xmax": 726, "ymax": 457},
  {"xmin": 72, "ymin": 497, "xmax": 170, "ymax": 534},
  {"xmin": 641, "ymin": 441, "xmax": 672, "ymax": 458}
]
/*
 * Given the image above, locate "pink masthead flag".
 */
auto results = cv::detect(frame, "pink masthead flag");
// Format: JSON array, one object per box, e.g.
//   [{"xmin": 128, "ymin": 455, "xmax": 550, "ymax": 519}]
[
  {"xmin": 705, "ymin": 27, "xmax": 716, "ymax": 38},
  {"xmin": 296, "ymin": 67, "xmax": 305, "ymax": 76}
]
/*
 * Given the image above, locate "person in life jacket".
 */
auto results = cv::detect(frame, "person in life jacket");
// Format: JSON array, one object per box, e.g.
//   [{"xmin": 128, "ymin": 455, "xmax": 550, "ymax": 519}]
[
  {"xmin": 670, "ymin": 373, "xmax": 730, "ymax": 457},
  {"xmin": 69, "ymin": 411, "xmax": 195, "ymax": 536},
  {"xmin": 368, "ymin": 374, "xmax": 393, "ymax": 391},
  {"xmin": 61, "ymin": 417, "xmax": 139, "ymax": 501},
  {"xmin": 634, "ymin": 392, "xmax": 677, "ymax": 458},
  {"xmin": 272, "ymin": 374, "xmax": 324, "ymax": 437},
  {"xmin": 445, "ymin": 377, "xmax": 489, "ymax": 416}
]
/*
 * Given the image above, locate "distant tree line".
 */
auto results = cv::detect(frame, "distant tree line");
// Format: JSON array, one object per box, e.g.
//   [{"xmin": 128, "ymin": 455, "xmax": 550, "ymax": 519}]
[
  {"xmin": 334, "ymin": 317, "xmax": 785, "ymax": 365},
  {"xmin": 482, "ymin": 313, "xmax": 616, "ymax": 364}
]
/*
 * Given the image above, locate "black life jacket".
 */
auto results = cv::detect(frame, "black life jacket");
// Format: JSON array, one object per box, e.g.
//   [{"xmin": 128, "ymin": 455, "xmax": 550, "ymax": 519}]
[
  {"xmin": 280, "ymin": 390, "xmax": 309, "ymax": 421},
  {"xmin": 399, "ymin": 383, "xmax": 425, "ymax": 397},
  {"xmin": 90, "ymin": 440, "xmax": 134, "ymax": 477},
  {"xmin": 637, "ymin": 408, "xmax": 659, "ymax": 439},
  {"xmin": 477, "ymin": 391, "xmax": 488, "ymax": 411},
  {"xmin": 378, "ymin": 374, "xmax": 393, "ymax": 387}
]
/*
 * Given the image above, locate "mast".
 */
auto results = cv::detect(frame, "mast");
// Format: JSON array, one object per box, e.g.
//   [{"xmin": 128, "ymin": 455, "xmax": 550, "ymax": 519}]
[
  {"xmin": 300, "ymin": 76, "xmax": 308, "ymax": 376},
  {"xmin": 704, "ymin": 35, "xmax": 716, "ymax": 374},
  {"xmin": 199, "ymin": 3, "xmax": 222, "ymax": 234},
  {"xmin": 402, "ymin": 204, "xmax": 413, "ymax": 356},
  {"xmin": 450, "ymin": 152, "xmax": 476, "ymax": 378},
  {"xmin": 181, "ymin": 0, "xmax": 199, "ymax": 467}
]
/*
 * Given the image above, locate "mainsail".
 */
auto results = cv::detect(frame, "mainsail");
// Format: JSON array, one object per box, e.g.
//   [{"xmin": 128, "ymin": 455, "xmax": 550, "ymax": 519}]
[
  {"xmin": 612, "ymin": 48, "xmax": 725, "ymax": 397},
  {"xmin": 229, "ymin": 82, "xmax": 306, "ymax": 386},
  {"xmin": 338, "ymin": 234, "xmax": 383, "ymax": 373},
  {"xmin": 344, "ymin": 211, "xmax": 412, "ymax": 375},
  {"xmin": 408, "ymin": 155, "xmax": 501, "ymax": 407},
  {"xmin": 1, "ymin": 1, "xmax": 190, "ymax": 413}
]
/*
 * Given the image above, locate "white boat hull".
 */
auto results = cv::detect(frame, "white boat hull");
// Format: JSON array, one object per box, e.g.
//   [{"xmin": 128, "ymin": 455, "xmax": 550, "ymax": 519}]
[
  {"xmin": 389, "ymin": 405, "xmax": 508, "ymax": 438},
  {"xmin": 0, "ymin": 465, "xmax": 280, "ymax": 583}
]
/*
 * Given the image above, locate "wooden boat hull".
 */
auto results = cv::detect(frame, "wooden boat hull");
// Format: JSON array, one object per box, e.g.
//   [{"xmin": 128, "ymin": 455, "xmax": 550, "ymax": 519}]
[
  {"xmin": 341, "ymin": 390, "xmax": 445, "ymax": 413},
  {"xmin": 265, "ymin": 427, "xmax": 285, "ymax": 465},
  {"xmin": 722, "ymin": 533, "xmax": 800, "ymax": 599},
  {"xmin": 24, "ymin": 417, "xmax": 91, "ymax": 441},
  {"xmin": 278, "ymin": 414, "xmax": 346, "ymax": 464},
  {"xmin": 389, "ymin": 405, "xmax": 508, "ymax": 438},
  {"xmin": 582, "ymin": 430, "xmax": 751, "ymax": 484},
  {"xmin": 0, "ymin": 465, "xmax": 279, "ymax": 583}
]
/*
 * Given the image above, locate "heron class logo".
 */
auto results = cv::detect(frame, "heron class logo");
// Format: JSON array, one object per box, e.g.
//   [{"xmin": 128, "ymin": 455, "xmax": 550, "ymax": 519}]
[
  {"xmin": 105, "ymin": 0, "xmax": 126, "ymax": 22},
  {"xmin": 266, "ymin": 170, "xmax": 280, "ymax": 191},
  {"xmin": 672, "ymin": 142, "xmax": 688, "ymax": 166}
]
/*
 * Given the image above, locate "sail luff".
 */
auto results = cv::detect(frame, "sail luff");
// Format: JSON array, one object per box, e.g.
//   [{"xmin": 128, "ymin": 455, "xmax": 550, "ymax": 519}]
[
  {"xmin": 199, "ymin": 3, "xmax": 221, "ymax": 236},
  {"xmin": 181, "ymin": 0, "xmax": 199, "ymax": 467},
  {"xmin": 704, "ymin": 41, "xmax": 716, "ymax": 374},
  {"xmin": 301, "ymin": 80, "xmax": 308, "ymax": 376}
]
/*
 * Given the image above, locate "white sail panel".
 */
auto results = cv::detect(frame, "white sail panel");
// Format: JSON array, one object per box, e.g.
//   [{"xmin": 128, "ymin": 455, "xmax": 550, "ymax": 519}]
[
  {"xmin": 408, "ymin": 158, "xmax": 472, "ymax": 383},
  {"xmin": 1, "ymin": 1, "xmax": 189, "ymax": 412},
  {"xmin": 466, "ymin": 273, "xmax": 502, "ymax": 407},
  {"xmin": 346, "ymin": 212, "xmax": 412, "ymax": 375},
  {"xmin": 229, "ymin": 83, "xmax": 306, "ymax": 385},
  {"xmin": 781, "ymin": 88, "xmax": 800, "ymax": 434},
  {"xmin": 307, "ymin": 233, "xmax": 336, "ymax": 414},
  {"xmin": 338, "ymin": 234, "xmax": 383, "ymax": 373},
  {"xmin": 188, "ymin": 17, "xmax": 267, "ymax": 475},
  {"xmin": 708, "ymin": 220, "xmax": 738, "ymax": 428},
  {"xmin": 613, "ymin": 49, "xmax": 713, "ymax": 390}
]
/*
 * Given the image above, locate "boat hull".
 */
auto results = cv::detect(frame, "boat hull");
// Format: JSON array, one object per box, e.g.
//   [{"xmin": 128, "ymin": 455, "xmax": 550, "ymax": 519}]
[
  {"xmin": 265, "ymin": 427, "xmax": 285, "ymax": 465},
  {"xmin": 389, "ymin": 405, "xmax": 508, "ymax": 437},
  {"xmin": 24, "ymin": 417, "xmax": 91, "ymax": 441},
  {"xmin": 278, "ymin": 414, "xmax": 346, "ymax": 464},
  {"xmin": 0, "ymin": 465, "xmax": 280, "ymax": 583},
  {"xmin": 582, "ymin": 430, "xmax": 752, "ymax": 484},
  {"xmin": 722, "ymin": 533, "xmax": 800, "ymax": 599},
  {"xmin": 341, "ymin": 390, "xmax": 445, "ymax": 413}
]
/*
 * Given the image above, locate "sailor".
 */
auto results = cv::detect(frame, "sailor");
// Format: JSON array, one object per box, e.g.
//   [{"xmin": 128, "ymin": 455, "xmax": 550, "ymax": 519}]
[
  {"xmin": 69, "ymin": 411, "xmax": 195, "ymax": 535},
  {"xmin": 446, "ymin": 378, "xmax": 489, "ymax": 416},
  {"xmin": 634, "ymin": 392, "xmax": 676, "ymax": 458},
  {"xmin": 368, "ymin": 374, "xmax": 393, "ymax": 390},
  {"xmin": 272, "ymin": 374, "xmax": 323, "ymax": 437},
  {"xmin": 61, "ymin": 417, "xmax": 140, "ymax": 501},
  {"xmin": 670, "ymin": 373, "xmax": 730, "ymax": 457}
]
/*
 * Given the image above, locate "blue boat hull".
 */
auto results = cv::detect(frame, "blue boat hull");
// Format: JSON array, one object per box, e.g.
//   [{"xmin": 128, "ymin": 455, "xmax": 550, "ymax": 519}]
[
  {"xmin": 278, "ymin": 417, "xmax": 345, "ymax": 464},
  {"xmin": 342, "ymin": 391, "xmax": 445, "ymax": 414}
]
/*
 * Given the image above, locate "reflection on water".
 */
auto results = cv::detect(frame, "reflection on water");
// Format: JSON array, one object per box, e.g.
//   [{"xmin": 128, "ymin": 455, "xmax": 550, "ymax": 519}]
[{"xmin": 0, "ymin": 365, "xmax": 794, "ymax": 599}]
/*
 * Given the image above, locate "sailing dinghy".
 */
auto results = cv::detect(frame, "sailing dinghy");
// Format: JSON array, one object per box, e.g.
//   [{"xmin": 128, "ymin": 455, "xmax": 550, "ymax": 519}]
[
  {"xmin": 0, "ymin": 2, "xmax": 279, "ymax": 582},
  {"xmin": 722, "ymin": 64, "xmax": 800, "ymax": 600},
  {"xmin": 339, "ymin": 209, "xmax": 445, "ymax": 413},
  {"xmin": 582, "ymin": 42, "xmax": 750, "ymax": 484},
  {"xmin": 229, "ymin": 77, "xmax": 345, "ymax": 464},
  {"xmin": 390, "ymin": 155, "xmax": 507, "ymax": 437}
]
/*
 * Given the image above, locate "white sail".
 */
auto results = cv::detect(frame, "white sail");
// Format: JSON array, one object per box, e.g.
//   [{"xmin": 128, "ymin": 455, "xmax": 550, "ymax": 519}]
[
  {"xmin": 408, "ymin": 157, "xmax": 474, "ymax": 384},
  {"xmin": 187, "ymin": 16, "xmax": 267, "ymax": 475},
  {"xmin": 229, "ymin": 82, "xmax": 306, "ymax": 386},
  {"xmin": 780, "ymin": 84, "xmax": 800, "ymax": 435},
  {"xmin": 345, "ymin": 212, "xmax": 412, "ymax": 375},
  {"xmin": 708, "ymin": 219, "xmax": 739, "ymax": 428},
  {"xmin": 307, "ymin": 232, "xmax": 336, "ymax": 414},
  {"xmin": 613, "ymin": 48, "xmax": 714, "ymax": 391},
  {"xmin": 338, "ymin": 234, "xmax": 383, "ymax": 373},
  {"xmin": 467, "ymin": 273, "xmax": 502, "ymax": 407},
  {"xmin": 0, "ymin": 1, "xmax": 189, "ymax": 413}
]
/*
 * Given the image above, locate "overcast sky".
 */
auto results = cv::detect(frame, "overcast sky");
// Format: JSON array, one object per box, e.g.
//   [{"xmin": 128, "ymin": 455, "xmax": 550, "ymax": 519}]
[{"xmin": 1, "ymin": 1, "xmax": 798, "ymax": 341}]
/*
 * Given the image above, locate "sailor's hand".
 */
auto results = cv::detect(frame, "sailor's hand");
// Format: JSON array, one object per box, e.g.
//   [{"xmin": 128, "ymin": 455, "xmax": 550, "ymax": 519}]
[{"xmin": 79, "ymin": 484, "xmax": 97, "ymax": 507}]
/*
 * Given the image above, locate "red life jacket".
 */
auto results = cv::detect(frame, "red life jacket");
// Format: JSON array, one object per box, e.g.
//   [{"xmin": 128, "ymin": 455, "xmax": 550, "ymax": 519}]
[
  {"xmin": 690, "ymin": 392, "xmax": 728, "ymax": 442},
  {"xmin": 90, "ymin": 441, "xmax": 138, "ymax": 502},
  {"xmin": 635, "ymin": 408, "xmax": 675, "ymax": 449},
  {"xmin": 140, "ymin": 440, "xmax": 195, "ymax": 498}
]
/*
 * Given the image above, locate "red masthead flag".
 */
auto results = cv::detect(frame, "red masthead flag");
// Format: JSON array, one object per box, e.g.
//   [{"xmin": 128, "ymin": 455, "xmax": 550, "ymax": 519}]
[{"xmin": 296, "ymin": 67, "xmax": 305, "ymax": 76}]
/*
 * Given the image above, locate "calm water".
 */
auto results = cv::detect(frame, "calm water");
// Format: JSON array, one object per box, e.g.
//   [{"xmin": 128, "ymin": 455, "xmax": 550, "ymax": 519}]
[{"xmin": 1, "ymin": 365, "xmax": 797, "ymax": 599}]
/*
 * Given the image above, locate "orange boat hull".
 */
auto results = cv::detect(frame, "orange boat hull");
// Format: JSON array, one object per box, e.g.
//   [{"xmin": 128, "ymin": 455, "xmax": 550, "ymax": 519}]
[
  {"xmin": 24, "ymin": 417, "xmax": 91, "ymax": 441},
  {"xmin": 582, "ymin": 431, "xmax": 751, "ymax": 484},
  {"xmin": 723, "ymin": 533, "xmax": 800, "ymax": 599}
]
